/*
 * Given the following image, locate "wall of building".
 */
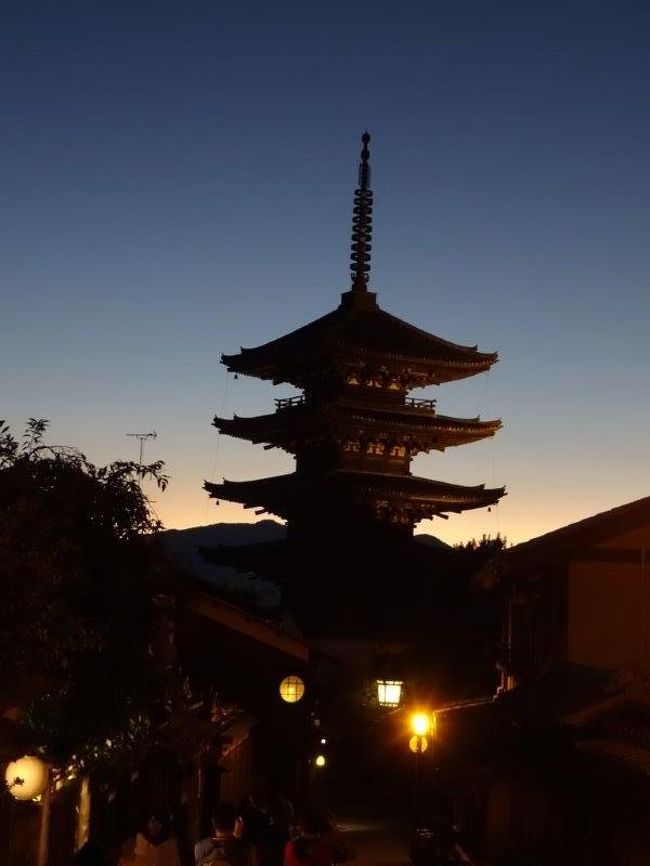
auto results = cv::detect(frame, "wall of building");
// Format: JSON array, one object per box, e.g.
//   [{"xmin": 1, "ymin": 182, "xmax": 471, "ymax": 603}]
[
  {"xmin": 568, "ymin": 525, "xmax": 650, "ymax": 672},
  {"xmin": 593, "ymin": 525, "xmax": 650, "ymax": 550},
  {"xmin": 219, "ymin": 736, "xmax": 253, "ymax": 806}
]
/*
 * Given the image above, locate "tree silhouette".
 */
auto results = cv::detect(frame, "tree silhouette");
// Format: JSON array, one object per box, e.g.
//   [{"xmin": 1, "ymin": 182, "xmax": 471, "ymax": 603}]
[{"xmin": 0, "ymin": 419, "xmax": 177, "ymax": 772}]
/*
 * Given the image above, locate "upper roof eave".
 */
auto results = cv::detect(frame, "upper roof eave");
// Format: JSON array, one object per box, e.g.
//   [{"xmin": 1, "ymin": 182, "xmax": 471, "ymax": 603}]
[{"xmin": 220, "ymin": 303, "xmax": 498, "ymax": 379}]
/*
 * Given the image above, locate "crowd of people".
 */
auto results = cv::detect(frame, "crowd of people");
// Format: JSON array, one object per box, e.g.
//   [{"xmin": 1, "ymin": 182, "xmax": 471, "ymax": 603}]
[{"xmin": 72, "ymin": 792, "xmax": 355, "ymax": 866}]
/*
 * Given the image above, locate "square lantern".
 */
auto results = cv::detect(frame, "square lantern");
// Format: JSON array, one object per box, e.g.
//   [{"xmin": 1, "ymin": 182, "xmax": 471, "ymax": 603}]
[{"xmin": 377, "ymin": 679, "xmax": 403, "ymax": 707}]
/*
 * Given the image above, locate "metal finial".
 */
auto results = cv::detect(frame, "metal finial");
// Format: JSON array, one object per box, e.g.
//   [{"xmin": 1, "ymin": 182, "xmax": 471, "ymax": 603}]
[{"xmin": 350, "ymin": 132, "xmax": 373, "ymax": 292}]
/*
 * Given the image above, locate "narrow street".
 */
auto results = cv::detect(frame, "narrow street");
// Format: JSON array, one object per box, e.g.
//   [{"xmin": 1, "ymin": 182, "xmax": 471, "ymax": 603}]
[
  {"xmin": 338, "ymin": 817, "xmax": 410, "ymax": 866},
  {"xmin": 335, "ymin": 808, "xmax": 479, "ymax": 866},
  {"xmin": 324, "ymin": 773, "xmax": 411, "ymax": 866}
]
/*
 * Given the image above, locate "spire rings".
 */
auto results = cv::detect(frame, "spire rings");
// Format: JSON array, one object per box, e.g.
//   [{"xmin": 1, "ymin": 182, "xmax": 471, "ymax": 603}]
[{"xmin": 350, "ymin": 133, "xmax": 374, "ymax": 291}]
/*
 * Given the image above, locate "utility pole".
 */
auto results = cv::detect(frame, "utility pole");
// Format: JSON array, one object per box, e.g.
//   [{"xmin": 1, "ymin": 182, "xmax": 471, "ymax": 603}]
[{"xmin": 126, "ymin": 431, "xmax": 157, "ymax": 469}]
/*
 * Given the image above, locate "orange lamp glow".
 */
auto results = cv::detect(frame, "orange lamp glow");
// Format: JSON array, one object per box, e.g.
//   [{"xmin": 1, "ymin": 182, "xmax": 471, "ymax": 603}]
[{"xmin": 411, "ymin": 712, "xmax": 431, "ymax": 736}]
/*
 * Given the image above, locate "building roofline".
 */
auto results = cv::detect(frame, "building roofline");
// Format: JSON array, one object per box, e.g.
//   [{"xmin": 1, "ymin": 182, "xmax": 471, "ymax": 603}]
[
  {"xmin": 477, "ymin": 495, "xmax": 650, "ymax": 585},
  {"xmin": 188, "ymin": 590, "xmax": 309, "ymax": 662}
]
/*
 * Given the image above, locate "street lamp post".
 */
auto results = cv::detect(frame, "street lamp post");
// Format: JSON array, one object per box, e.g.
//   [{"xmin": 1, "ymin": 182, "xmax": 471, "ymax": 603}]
[
  {"xmin": 412, "ymin": 735, "xmax": 423, "ymax": 828},
  {"xmin": 409, "ymin": 713, "xmax": 432, "ymax": 828}
]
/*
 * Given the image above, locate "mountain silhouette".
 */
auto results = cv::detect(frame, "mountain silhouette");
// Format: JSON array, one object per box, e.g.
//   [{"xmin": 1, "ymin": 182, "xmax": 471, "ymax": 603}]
[
  {"xmin": 161, "ymin": 519, "xmax": 449, "ymax": 603},
  {"xmin": 161, "ymin": 520, "xmax": 286, "ymax": 608}
]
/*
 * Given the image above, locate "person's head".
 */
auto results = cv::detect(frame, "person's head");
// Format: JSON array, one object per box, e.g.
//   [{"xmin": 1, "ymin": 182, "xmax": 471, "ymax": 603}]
[
  {"xmin": 213, "ymin": 802, "xmax": 238, "ymax": 836},
  {"xmin": 144, "ymin": 812, "xmax": 170, "ymax": 844},
  {"xmin": 296, "ymin": 808, "xmax": 326, "ymax": 839}
]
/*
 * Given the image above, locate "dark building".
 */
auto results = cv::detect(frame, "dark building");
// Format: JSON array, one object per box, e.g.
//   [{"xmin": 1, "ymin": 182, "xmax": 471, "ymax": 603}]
[
  {"xmin": 0, "ymin": 587, "xmax": 309, "ymax": 866},
  {"xmin": 460, "ymin": 496, "xmax": 650, "ymax": 865},
  {"xmin": 203, "ymin": 133, "xmax": 504, "ymax": 637}
]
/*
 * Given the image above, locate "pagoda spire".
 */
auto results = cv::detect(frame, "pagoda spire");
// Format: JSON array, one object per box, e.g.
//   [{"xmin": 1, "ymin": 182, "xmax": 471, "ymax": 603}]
[{"xmin": 350, "ymin": 131, "xmax": 373, "ymax": 293}]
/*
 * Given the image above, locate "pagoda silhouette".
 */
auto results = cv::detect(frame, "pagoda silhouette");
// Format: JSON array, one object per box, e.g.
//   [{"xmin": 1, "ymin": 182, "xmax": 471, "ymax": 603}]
[{"xmin": 204, "ymin": 133, "xmax": 504, "ymax": 636}]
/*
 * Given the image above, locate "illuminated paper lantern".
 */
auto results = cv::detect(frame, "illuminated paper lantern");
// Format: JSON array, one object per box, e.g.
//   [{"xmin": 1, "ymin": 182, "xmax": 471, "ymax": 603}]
[
  {"xmin": 5, "ymin": 755, "xmax": 49, "ymax": 801},
  {"xmin": 279, "ymin": 675, "xmax": 305, "ymax": 703}
]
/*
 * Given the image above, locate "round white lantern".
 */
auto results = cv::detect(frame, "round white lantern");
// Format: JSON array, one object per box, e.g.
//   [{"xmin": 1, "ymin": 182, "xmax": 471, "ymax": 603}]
[
  {"xmin": 279, "ymin": 675, "xmax": 305, "ymax": 704},
  {"xmin": 5, "ymin": 755, "xmax": 50, "ymax": 801}
]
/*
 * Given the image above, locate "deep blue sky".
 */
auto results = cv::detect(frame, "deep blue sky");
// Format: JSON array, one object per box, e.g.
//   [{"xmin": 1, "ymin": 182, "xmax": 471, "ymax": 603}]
[{"xmin": 2, "ymin": 0, "xmax": 649, "ymax": 543}]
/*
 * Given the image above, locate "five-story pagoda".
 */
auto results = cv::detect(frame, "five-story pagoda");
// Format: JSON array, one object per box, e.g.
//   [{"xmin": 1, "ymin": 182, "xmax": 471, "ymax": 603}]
[{"xmin": 204, "ymin": 134, "xmax": 504, "ymax": 628}]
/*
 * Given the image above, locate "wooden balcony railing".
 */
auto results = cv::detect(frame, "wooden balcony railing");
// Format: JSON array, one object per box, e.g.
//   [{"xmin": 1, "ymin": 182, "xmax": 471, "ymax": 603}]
[
  {"xmin": 405, "ymin": 397, "xmax": 436, "ymax": 412},
  {"xmin": 275, "ymin": 395, "xmax": 305, "ymax": 410}
]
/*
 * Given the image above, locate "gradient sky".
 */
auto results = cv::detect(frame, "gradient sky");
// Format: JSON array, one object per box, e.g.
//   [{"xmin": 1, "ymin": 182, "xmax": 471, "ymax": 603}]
[{"xmin": 2, "ymin": 0, "xmax": 649, "ymax": 545}]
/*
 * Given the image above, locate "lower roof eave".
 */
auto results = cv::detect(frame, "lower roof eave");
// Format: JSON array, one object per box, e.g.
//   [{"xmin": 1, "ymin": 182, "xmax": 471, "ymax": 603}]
[{"xmin": 204, "ymin": 479, "xmax": 505, "ymax": 523}]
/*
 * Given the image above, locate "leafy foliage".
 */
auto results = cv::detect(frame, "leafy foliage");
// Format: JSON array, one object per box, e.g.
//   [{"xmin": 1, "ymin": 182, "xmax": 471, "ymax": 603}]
[
  {"xmin": 0, "ymin": 419, "xmax": 176, "ymax": 772},
  {"xmin": 454, "ymin": 533, "xmax": 508, "ymax": 555}
]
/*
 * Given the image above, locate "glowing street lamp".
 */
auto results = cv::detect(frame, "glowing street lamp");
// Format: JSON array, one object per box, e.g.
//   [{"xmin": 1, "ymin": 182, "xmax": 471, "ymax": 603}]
[
  {"xmin": 410, "ymin": 712, "xmax": 431, "ymax": 737},
  {"xmin": 377, "ymin": 679, "xmax": 403, "ymax": 707},
  {"xmin": 408, "ymin": 712, "xmax": 437, "ymax": 828},
  {"xmin": 314, "ymin": 754, "xmax": 326, "ymax": 768}
]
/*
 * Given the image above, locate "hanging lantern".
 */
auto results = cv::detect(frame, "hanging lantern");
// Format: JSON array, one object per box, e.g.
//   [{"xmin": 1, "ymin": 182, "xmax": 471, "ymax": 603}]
[
  {"xmin": 279, "ymin": 675, "xmax": 305, "ymax": 704},
  {"xmin": 377, "ymin": 679, "xmax": 403, "ymax": 707},
  {"xmin": 5, "ymin": 755, "xmax": 49, "ymax": 801}
]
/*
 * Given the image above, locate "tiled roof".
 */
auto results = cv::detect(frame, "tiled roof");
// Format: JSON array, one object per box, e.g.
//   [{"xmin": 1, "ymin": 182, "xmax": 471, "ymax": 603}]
[
  {"xmin": 213, "ymin": 404, "xmax": 501, "ymax": 451},
  {"xmin": 222, "ymin": 302, "xmax": 497, "ymax": 384},
  {"xmin": 205, "ymin": 470, "xmax": 504, "ymax": 520},
  {"xmin": 476, "ymin": 495, "xmax": 650, "ymax": 584}
]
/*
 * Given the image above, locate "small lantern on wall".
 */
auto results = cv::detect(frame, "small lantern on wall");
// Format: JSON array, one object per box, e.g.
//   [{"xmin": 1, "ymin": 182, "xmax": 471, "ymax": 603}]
[
  {"xmin": 279, "ymin": 675, "xmax": 305, "ymax": 704},
  {"xmin": 377, "ymin": 679, "xmax": 403, "ymax": 707},
  {"xmin": 5, "ymin": 755, "xmax": 50, "ymax": 801}
]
